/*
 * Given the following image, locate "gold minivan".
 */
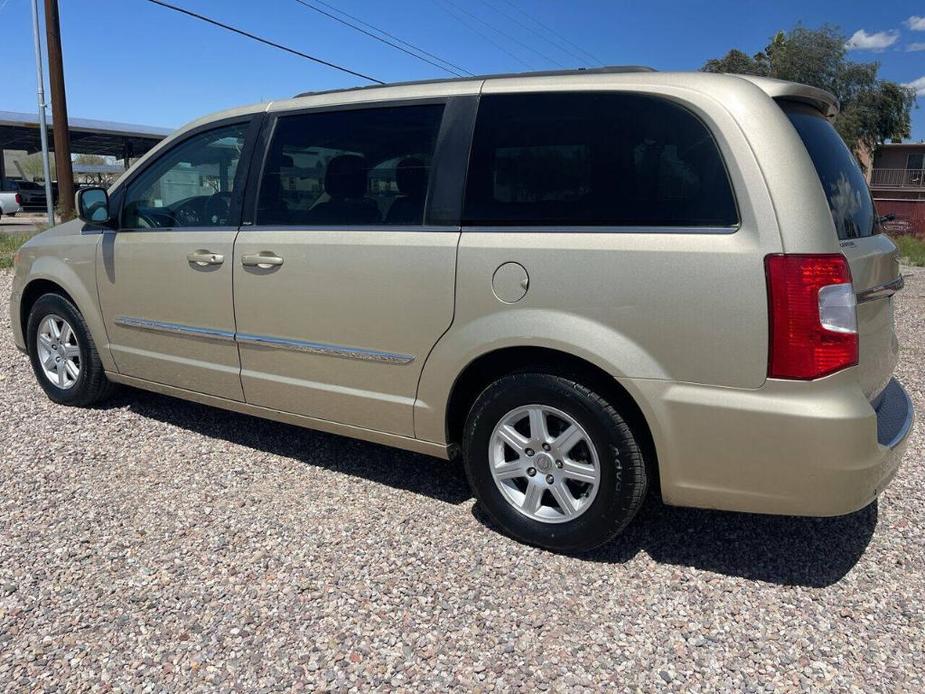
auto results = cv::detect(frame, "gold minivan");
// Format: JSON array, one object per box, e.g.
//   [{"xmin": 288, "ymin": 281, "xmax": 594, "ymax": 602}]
[{"xmin": 9, "ymin": 68, "xmax": 913, "ymax": 551}]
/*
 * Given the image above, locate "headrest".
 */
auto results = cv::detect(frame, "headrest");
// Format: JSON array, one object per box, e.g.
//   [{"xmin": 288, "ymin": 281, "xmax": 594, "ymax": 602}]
[
  {"xmin": 325, "ymin": 154, "xmax": 368, "ymax": 199},
  {"xmin": 395, "ymin": 157, "xmax": 427, "ymax": 197}
]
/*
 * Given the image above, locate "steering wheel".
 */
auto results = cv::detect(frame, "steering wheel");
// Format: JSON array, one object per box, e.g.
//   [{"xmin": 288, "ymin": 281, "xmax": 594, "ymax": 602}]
[
  {"xmin": 135, "ymin": 209, "xmax": 173, "ymax": 229},
  {"xmin": 205, "ymin": 192, "xmax": 232, "ymax": 226}
]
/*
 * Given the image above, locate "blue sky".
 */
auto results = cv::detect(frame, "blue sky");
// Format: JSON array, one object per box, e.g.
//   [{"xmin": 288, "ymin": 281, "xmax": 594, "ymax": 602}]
[{"xmin": 3, "ymin": 0, "xmax": 924, "ymax": 139}]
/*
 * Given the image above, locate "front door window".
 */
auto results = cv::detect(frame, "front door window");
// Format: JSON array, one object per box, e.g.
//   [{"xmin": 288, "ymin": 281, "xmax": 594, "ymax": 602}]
[{"xmin": 122, "ymin": 123, "xmax": 248, "ymax": 229}]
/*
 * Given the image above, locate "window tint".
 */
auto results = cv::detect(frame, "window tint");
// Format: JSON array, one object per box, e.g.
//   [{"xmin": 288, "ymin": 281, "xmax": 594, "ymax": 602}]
[
  {"xmin": 122, "ymin": 123, "xmax": 248, "ymax": 229},
  {"xmin": 463, "ymin": 92, "xmax": 737, "ymax": 228},
  {"xmin": 783, "ymin": 103, "xmax": 879, "ymax": 240},
  {"xmin": 257, "ymin": 104, "xmax": 444, "ymax": 226}
]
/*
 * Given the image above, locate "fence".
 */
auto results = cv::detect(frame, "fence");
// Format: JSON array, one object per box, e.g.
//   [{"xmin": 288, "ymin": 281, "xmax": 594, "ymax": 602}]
[
  {"xmin": 870, "ymin": 168, "xmax": 925, "ymax": 189},
  {"xmin": 874, "ymin": 198, "xmax": 925, "ymax": 239}
]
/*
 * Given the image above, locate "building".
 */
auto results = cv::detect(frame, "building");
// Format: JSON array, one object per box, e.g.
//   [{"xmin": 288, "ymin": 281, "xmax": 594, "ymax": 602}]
[{"xmin": 869, "ymin": 142, "xmax": 925, "ymax": 237}]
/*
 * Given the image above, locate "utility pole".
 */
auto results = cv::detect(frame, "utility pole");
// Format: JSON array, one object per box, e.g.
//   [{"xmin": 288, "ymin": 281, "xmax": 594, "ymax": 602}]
[
  {"xmin": 30, "ymin": 0, "xmax": 54, "ymax": 224},
  {"xmin": 44, "ymin": 0, "xmax": 74, "ymax": 218}
]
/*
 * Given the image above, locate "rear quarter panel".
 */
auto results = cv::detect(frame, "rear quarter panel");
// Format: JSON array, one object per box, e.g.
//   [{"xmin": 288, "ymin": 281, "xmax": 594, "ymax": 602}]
[{"xmin": 414, "ymin": 78, "xmax": 786, "ymax": 444}]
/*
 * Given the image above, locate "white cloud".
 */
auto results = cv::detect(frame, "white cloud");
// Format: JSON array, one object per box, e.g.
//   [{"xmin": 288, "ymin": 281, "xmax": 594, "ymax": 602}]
[
  {"xmin": 904, "ymin": 16, "xmax": 925, "ymax": 30},
  {"xmin": 845, "ymin": 29, "xmax": 900, "ymax": 50},
  {"xmin": 907, "ymin": 42, "xmax": 925, "ymax": 51},
  {"xmin": 905, "ymin": 76, "xmax": 925, "ymax": 96}
]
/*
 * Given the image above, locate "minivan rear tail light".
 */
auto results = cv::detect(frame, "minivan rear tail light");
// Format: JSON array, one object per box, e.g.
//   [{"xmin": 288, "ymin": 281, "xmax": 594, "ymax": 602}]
[
  {"xmin": 14, "ymin": 193, "xmax": 22, "ymax": 206},
  {"xmin": 765, "ymin": 254, "xmax": 858, "ymax": 380}
]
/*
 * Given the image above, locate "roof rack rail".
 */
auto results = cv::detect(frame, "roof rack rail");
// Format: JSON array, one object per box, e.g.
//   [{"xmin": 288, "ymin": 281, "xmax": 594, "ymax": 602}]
[{"xmin": 293, "ymin": 65, "xmax": 656, "ymax": 99}]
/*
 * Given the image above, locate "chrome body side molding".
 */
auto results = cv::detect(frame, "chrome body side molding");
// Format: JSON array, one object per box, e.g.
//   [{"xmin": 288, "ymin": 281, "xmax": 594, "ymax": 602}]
[
  {"xmin": 114, "ymin": 316, "xmax": 236, "ymax": 342},
  {"xmin": 115, "ymin": 316, "xmax": 414, "ymax": 365},
  {"xmin": 235, "ymin": 332, "xmax": 415, "ymax": 365}
]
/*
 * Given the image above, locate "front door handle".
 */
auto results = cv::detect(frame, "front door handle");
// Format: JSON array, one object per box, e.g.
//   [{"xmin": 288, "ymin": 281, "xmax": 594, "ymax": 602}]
[
  {"xmin": 242, "ymin": 253, "xmax": 284, "ymax": 269},
  {"xmin": 187, "ymin": 250, "xmax": 224, "ymax": 266}
]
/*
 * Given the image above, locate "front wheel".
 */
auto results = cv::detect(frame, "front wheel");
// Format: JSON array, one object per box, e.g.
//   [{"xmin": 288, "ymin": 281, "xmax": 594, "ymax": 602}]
[
  {"xmin": 27, "ymin": 293, "xmax": 115, "ymax": 407},
  {"xmin": 462, "ymin": 373, "xmax": 648, "ymax": 553}
]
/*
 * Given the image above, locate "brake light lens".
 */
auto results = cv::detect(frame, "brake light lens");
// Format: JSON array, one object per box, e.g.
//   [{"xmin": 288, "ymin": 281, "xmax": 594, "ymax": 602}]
[
  {"xmin": 765, "ymin": 254, "xmax": 858, "ymax": 380},
  {"xmin": 14, "ymin": 193, "xmax": 22, "ymax": 206}
]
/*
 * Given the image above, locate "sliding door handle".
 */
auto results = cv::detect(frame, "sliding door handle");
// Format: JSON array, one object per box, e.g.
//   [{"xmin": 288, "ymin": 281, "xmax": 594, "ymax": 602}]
[
  {"xmin": 242, "ymin": 253, "xmax": 284, "ymax": 269},
  {"xmin": 187, "ymin": 250, "xmax": 224, "ymax": 266}
]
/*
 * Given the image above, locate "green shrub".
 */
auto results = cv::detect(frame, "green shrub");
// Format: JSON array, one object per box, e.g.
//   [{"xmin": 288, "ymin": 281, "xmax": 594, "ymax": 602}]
[
  {"xmin": 893, "ymin": 234, "xmax": 925, "ymax": 268},
  {"xmin": 0, "ymin": 234, "xmax": 32, "ymax": 269}
]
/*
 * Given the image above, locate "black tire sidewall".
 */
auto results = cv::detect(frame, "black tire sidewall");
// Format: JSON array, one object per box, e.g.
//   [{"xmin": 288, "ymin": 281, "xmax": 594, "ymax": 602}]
[
  {"xmin": 463, "ymin": 374, "xmax": 646, "ymax": 553},
  {"xmin": 27, "ymin": 294, "xmax": 96, "ymax": 405}
]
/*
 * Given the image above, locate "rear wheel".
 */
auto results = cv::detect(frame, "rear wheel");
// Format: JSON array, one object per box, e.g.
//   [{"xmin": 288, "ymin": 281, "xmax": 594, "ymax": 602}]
[
  {"xmin": 27, "ymin": 293, "xmax": 115, "ymax": 406},
  {"xmin": 462, "ymin": 373, "xmax": 648, "ymax": 553}
]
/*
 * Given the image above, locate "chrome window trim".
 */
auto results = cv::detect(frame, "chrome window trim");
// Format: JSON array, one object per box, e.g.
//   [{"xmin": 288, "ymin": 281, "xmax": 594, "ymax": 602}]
[
  {"xmin": 236, "ymin": 333, "xmax": 415, "ymax": 365},
  {"xmin": 114, "ymin": 316, "xmax": 414, "ymax": 365},
  {"xmin": 242, "ymin": 225, "xmax": 459, "ymax": 233},
  {"xmin": 107, "ymin": 225, "xmax": 240, "ymax": 234},
  {"xmin": 115, "ymin": 316, "xmax": 236, "ymax": 342},
  {"xmin": 460, "ymin": 224, "xmax": 740, "ymax": 235},
  {"xmin": 856, "ymin": 275, "xmax": 904, "ymax": 304}
]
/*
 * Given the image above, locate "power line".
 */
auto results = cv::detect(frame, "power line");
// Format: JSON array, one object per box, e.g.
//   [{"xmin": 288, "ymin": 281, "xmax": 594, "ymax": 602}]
[
  {"xmin": 477, "ymin": 0, "xmax": 592, "ymax": 67},
  {"xmin": 499, "ymin": 0, "xmax": 604, "ymax": 66},
  {"xmin": 293, "ymin": 0, "xmax": 460, "ymax": 77},
  {"xmin": 303, "ymin": 0, "xmax": 474, "ymax": 77},
  {"xmin": 143, "ymin": 0, "xmax": 384, "ymax": 84},
  {"xmin": 434, "ymin": 0, "xmax": 535, "ymax": 70},
  {"xmin": 440, "ymin": 0, "xmax": 565, "ymax": 69}
]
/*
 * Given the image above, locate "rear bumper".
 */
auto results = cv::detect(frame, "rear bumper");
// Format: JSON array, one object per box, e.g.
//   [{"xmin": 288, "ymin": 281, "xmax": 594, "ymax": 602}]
[{"xmin": 629, "ymin": 372, "xmax": 914, "ymax": 517}]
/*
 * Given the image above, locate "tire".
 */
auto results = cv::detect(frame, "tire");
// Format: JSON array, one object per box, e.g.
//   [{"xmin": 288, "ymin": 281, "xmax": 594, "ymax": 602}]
[
  {"xmin": 462, "ymin": 373, "xmax": 648, "ymax": 553},
  {"xmin": 26, "ymin": 293, "xmax": 115, "ymax": 407}
]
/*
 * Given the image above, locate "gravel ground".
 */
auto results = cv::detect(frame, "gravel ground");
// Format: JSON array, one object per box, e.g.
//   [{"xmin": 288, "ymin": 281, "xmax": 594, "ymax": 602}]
[{"xmin": 0, "ymin": 267, "xmax": 923, "ymax": 692}]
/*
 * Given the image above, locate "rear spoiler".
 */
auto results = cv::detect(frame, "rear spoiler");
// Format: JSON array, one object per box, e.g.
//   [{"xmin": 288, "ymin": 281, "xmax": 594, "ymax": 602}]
[{"xmin": 734, "ymin": 75, "xmax": 839, "ymax": 120}]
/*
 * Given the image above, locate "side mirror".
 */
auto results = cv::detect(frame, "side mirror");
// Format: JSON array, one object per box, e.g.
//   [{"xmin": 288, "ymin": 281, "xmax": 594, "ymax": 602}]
[{"xmin": 76, "ymin": 187, "xmax": 112, "ymax": 225}]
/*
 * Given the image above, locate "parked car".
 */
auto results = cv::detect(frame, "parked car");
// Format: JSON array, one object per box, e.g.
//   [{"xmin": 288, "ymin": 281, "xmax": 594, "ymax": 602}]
[
  {"xmin": 9, "ymin": 68, "xmax": 913, "ymax": 552},
  {"xmin": 0, "ymin": 179, "xmax": 54, "ymax": 211},
  {"xmin": 0, "ymin": 190, "xmax": 23, "ymax": 216}
]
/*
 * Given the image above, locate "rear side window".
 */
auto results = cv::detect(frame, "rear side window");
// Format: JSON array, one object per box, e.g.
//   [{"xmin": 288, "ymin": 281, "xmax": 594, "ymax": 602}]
[
  {"xmin": 257, "ymin": 104, "xmax": 444, "ymax": 226},
  {"xmin": 463, "ymin": 92, "xmax": 738, "ymax": 228},
  {"xmin": 783, "ymin": 103, "xmax": 880, "ymax": 240}
]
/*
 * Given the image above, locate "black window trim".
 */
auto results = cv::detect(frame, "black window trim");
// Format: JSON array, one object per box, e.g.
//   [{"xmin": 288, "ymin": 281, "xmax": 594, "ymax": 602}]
[
  {"xmin": 460, "ymin": 91, "xmax": 742, "ymax": 233},
  {"xmin": 109, "ymin": 114, "xmax": 263, "ymax": 233},
  {"xmin": 243, "ymin": 96, "xmax": 476, "ymax": 231}
]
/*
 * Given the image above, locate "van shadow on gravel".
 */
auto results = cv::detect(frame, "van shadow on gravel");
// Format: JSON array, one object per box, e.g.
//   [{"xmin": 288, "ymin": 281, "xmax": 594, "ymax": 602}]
[
  {"xmin": 111, "ymin": 388, "xmax": 877, "ymax": 588},
  {"xmin": 474, "ymin": 497, "xmax": 878, "ymax": 588},
  {"xmin": 106, "ymin": 388, "xmax": 472, "ymax": 506}
]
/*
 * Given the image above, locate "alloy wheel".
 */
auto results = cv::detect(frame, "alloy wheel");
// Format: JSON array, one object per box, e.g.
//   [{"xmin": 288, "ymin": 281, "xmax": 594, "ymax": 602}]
[
  {"xmin": 36, "ymin": 314, "xmax": 81, "ymax": 390},
  {"xmin": 488, "ymin": 404, "xmax": 601, "ymax": 523}
]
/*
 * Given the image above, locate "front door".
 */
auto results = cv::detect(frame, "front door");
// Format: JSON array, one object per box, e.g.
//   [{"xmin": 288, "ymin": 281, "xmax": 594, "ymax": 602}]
[
  {"xmin": 97, "ymin": 121, "xmax": 251, "ymax": 400},
  {"xmin": 233, "ymin": 103, "xmax": 459, "ymax": 436}
]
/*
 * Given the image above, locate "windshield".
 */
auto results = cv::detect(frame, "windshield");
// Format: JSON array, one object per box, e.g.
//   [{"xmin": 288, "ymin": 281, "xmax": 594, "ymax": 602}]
[{"xmin": 782, "ymin": 102, "xmax": 880, "ymax": 240}]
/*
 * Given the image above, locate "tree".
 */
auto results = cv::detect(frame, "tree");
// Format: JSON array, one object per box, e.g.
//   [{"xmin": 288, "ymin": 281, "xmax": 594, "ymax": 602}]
[
  {"xmin": 74, "ymin": 153, "xmax": 108, "ymax": 166},
  {"xmin": 18, "ymin": 152, "xmax": 56, "ymax": 181},
  {"xmin": 702, "ymin": 25, "xmax": 916, "ymax": 158}
]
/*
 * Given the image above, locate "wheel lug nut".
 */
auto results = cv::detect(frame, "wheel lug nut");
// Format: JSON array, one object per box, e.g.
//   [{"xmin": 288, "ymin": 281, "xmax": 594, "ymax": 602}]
[
  {"xmin": 545, "ymin": 474, "xmax": 555, "ymax": 485},
  {"xmin": 555, "ymin": 460, "xmax": 563, "ymax": 468},
  {"xmin": 542, "ymin": 443, "xmax": 551, "ymax": 452},
  {"xmin": 526, "ymin": 467, "xmax": 536, "ymax": 477},
  {"xmin": 525, "ymin": 448, "xmax": 535, "ymax": 457}
]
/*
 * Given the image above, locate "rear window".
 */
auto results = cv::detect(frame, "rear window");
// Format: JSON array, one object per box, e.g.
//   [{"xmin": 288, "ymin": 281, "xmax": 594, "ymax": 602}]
[
  {"xmin": 783, "ymin": 102, "xmax": 880, "ymax": 240},
  {"xmin": 463, "ymin": 92, "xmax": 738, "ymax": 228}
]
